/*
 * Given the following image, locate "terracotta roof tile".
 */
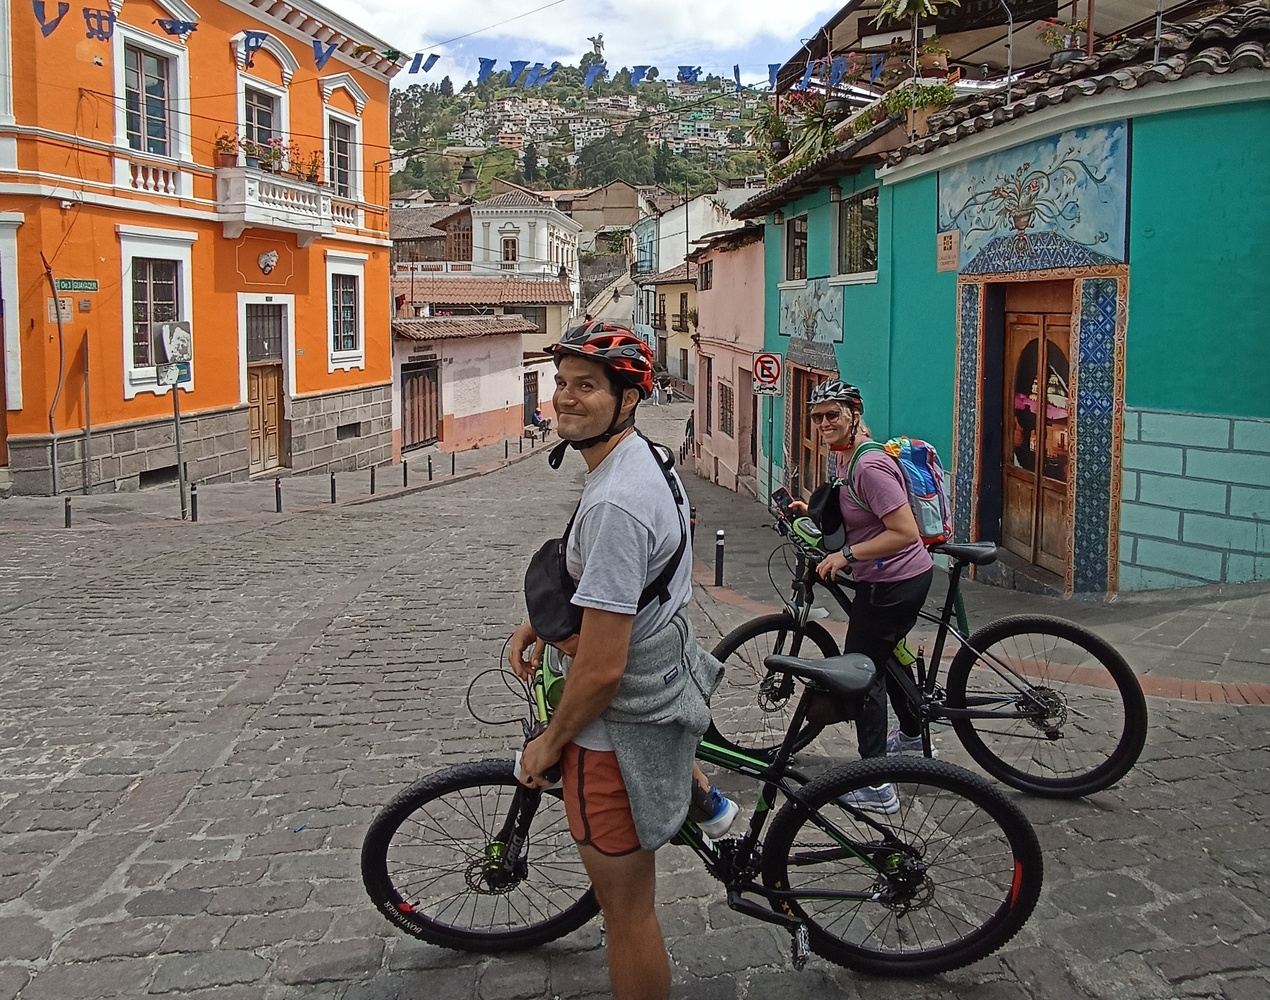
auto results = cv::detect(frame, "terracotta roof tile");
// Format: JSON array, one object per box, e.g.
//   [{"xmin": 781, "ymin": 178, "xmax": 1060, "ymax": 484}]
[
  {"xmin": 479, "ymin": 190, "xmax": 546, "ymax": 208},
  {"xmin": 392, "ymin": 315, "xmax": 540, "ymax": 341},
  {"xmin": 638, "ymin": 261, "xmax": 698, "ymax": 285},
  {"xmin": 889, "ymin": 2, "xmax": 1270, "ymax": 164},
  {"xmin": 392, "ymin": 274, "xmax": 574, "ymax": 305}
]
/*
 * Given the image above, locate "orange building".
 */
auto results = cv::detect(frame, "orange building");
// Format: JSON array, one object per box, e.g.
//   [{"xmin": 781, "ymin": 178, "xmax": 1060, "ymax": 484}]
[{"xmin": 0, "ymin": 0, "xmax": 401, "ymax": 494}]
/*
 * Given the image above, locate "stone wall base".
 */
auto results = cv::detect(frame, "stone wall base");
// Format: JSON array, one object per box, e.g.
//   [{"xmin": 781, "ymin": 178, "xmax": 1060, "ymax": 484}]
[
  {"xmin": 7, "ymin": 406, "xmax": 250, "ymax": 496},
  {"xmin": 289, "ymin": 383, "xmax": 392, "ymax": 474}
]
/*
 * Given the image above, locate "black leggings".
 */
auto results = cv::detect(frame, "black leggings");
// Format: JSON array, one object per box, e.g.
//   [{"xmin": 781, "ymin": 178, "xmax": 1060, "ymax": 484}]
[{"xmin": 842, "ymin": 569, "xmax": 934, "ymax": 759}]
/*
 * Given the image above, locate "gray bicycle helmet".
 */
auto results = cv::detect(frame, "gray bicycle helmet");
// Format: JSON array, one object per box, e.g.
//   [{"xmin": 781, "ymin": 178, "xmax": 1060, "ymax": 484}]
[{"xmin": 808, "ymin": 380, "xmax": 864, "ymax": 411}]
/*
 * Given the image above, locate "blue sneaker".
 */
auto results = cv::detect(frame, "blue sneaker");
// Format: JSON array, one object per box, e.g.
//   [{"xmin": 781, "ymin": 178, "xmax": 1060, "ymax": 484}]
[
  {"xmin": 693, "ymin": 786, "xmax": 740, "ymax": 838},
  {"xmin": 843, "ymin": 783, "xmax": 900, "ymax": 815}
]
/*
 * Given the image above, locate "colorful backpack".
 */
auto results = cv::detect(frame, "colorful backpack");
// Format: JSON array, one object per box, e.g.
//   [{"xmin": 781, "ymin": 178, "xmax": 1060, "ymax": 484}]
[{"xmin": 844, "ymin": 437, "xmax": 953, "ymax": 546}]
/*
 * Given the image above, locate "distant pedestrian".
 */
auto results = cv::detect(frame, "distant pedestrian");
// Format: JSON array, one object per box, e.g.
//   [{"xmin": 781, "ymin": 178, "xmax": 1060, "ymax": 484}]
[
  {"xmin": 651, "ymin": 383, "xmax": 661, "ymax": 406},
  {"xmin": 665, "ymin": 383, "xmax": 674, "ymax": 405}
]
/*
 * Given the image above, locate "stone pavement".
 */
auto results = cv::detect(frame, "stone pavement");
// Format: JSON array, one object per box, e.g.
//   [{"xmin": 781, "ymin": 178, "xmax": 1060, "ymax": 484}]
[{"xmin": 0, "ymin": 402, "xmax": 1267, "ymax": 1000}]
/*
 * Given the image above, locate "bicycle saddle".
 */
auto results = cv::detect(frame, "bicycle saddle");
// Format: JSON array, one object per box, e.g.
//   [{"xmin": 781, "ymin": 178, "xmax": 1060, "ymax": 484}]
[
  {"xmin": 764, "ymin": 653, "xmax": 876, "ymax": 699},
  {"xmin": 930, "ymin": 541, "xmax": 998, "ymax": 566}
]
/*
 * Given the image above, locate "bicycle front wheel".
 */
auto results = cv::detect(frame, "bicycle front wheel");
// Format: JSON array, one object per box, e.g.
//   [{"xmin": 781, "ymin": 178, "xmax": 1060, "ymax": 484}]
[
  {"xmin": 761, "ymin": 757, "xmax": 1042, "ymax": 977},
  {"xmin": 945, "ymin": 614, "xmax": 1148, "ymax": 798},
  {"xmin": 706, "ymin": 613, "xmax": 838, "ymax": 758},
  {"xmin": 361, "ymin": 760, "xmax": 598, "ymax": 952}
]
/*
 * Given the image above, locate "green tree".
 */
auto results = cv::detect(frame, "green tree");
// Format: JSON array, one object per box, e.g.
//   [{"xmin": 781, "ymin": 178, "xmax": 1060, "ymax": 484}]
[
  {"xmin": 545, "ymin": 148, "xmax": 571, "ymax": 187},
  {"xmin": 523, "ymin": 143, "xmax": 540, "ymax": 182},
  {"xmin": 653, "ymin": 142, "xmax": 673, "ymax": 184},
  {"xmin": 439, "ymin": 75, "xmax": 454, "ymax": 98}
]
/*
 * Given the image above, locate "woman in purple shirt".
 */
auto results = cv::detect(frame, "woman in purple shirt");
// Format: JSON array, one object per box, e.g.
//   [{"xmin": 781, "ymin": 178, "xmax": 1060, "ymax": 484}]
[{"xmin": 791, "ymin": 381, "xmax": 934, "ymax": 814}]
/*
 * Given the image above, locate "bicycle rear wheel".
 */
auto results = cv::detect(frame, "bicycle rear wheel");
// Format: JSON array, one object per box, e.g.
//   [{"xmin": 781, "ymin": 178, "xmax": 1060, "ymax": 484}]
[
  {"xmin": 944, "ymin": 614, "xmax": 1148, "ymax": 798},
  {"xmin": 761, "ymin": 757, "xmax": 1042, "ymax": 977},
  {"xmin": 706, "ymin": 613, "xmax": 837, "ymax": 758},
  {"xmin": 361, "ymin": 760, "xmax": 598, "ymax": 952}
]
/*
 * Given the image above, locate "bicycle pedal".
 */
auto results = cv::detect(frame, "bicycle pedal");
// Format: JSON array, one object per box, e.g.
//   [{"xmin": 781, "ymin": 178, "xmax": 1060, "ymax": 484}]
[{"xmin": 791, "ymin": 924, "xmax": 810, "ymax": 970}]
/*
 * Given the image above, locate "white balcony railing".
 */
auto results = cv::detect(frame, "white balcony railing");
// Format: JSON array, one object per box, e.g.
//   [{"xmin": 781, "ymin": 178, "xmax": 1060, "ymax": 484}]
[
  {"xmin": 393, "ymin": 261, "xmax": 474, "ymax": 274},
  {"xmin": 113, "ymin": 153, "xmax": 191, "ymax": 198},
  {"xmin": 332, "ymin": 199, "xmax": 359, "ymax": 227},
  {"xmin": 216, "ymin": 167, "xmax": 333, "ymax": 245}
]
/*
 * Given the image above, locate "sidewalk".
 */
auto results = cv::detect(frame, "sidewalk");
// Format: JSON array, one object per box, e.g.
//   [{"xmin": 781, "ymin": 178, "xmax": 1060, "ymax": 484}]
[
  {"xmin": 0, "ymin": 429, "xmax": 555, "ymax": 529},
  {"xmin": 672, "ymin": 427, "xmax": 1270, "ymax": 698}
]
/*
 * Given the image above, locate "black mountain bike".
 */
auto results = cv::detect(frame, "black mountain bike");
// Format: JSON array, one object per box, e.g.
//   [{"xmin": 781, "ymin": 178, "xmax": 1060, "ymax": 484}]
[
  {"xmin": 707, "ymin": 513, "xmax": 1147, "ymax": 799},
  {"xmin": 363, "ymin": 651, "xmax": 1044, "ymax": 978}
]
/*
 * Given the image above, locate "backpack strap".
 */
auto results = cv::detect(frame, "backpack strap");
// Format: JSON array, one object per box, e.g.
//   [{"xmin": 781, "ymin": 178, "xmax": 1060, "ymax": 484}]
[
  {"xmin": 635, "ymin": 434, "xmax": 688, "ymax": 610},
  {"xmin": 842, "ymin": 441, "xmax": 887, "ymax": 511}
]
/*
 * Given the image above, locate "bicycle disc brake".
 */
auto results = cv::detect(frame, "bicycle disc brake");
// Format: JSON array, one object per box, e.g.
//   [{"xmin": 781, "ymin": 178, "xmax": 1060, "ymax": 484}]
[
  {"xmin": 758, "ymin": 672, "xmax": 795, "ymax": 712},
  {"xmin": 1023, "ymin": 687, "xmax": 1068, "ymax": 739}
]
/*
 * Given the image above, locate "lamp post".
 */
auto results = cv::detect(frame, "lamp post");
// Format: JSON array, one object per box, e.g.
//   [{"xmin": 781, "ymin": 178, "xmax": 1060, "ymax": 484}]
[{"xmin": 457, "ymin": 157, "xmax": 479, "ymax": 202}]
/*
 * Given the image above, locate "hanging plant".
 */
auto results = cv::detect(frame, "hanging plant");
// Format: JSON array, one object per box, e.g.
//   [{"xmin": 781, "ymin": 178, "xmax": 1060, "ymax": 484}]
[
  {"xmin": 872, "ymin": 0, "xmax": 960, "ymax": 25},
  {"xmin": 789, "ymin": 93, "xmax": 838, "ymax": 165}
]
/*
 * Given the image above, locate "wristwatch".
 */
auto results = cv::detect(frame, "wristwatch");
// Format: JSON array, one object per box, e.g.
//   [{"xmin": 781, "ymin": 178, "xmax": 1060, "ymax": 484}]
[{"xmin": 843, "ymin": 546, "xmax": 857, "ymax": 564}]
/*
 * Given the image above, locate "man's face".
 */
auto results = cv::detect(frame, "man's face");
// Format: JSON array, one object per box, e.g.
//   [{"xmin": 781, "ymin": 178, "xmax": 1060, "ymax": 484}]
[{"xmin": 553, "ymin": 355, "xmax": 630, "ymax": 442}]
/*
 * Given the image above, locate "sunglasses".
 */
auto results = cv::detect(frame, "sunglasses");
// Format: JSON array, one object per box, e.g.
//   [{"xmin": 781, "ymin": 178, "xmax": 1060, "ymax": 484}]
[{"xmin": 810, "ymin": 410, "xmax": 845, "ymax": 425}]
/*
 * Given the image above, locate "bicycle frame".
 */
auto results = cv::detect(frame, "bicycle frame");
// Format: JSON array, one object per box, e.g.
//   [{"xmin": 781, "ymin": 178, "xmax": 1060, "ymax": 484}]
[{"xmin": 777, "ymin": 535, "xmax": 1053, "ymax": 726}]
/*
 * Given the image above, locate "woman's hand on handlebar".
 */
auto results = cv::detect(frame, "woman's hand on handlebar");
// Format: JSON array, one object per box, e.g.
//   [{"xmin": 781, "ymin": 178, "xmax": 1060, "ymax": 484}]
[
  {"xmin": 788, "ymin": 499, "xmax": 808, "ymax": 516},
  {"xmin": 816, "ymin": 551, "xmax": 851, "ymax": 581}
]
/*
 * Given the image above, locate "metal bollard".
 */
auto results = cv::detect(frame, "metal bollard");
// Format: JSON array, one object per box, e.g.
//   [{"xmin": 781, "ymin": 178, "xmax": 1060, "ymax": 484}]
[
  {"xmin": 330, "ymin": 473, "xmax": 337, "ymax": 504},
  {"xmin": 690, "ymin": 505, "xmax": 697, "ymax": 542},
  {"xmin": 504, "ymin": 440, "xmax": 509, "ymax": 460},
  {"xmin": 370, "ymin": 465, "xmax": 376, "ymax": 495},
  {"xmin": 274, "ymin": 478, "xmax": 282, "ymax": 513},
  {"xmin": 518, "ymin": 437, "xmax": 523, "ymax": 454},
  {"xmin": 451, "ymin": 453, "xmax": 456, "ymax": 476},
  {"xmin": 64, "ymin": 496, "xmax": 72, "ymax": 528},
  {"xmin": 403, "ymin": 460, "xmax": 408, "ymax": 488},
  {"xmin": 428, "ymin": 456, "xmax": 433, "ymax": 481},
  {"xmin": 715, "ymin": 529, "xmax": 725, "ymax": 587},
  {"xmin": 191, "ymin": 483, "xmax": 199, "ymax": 523}
]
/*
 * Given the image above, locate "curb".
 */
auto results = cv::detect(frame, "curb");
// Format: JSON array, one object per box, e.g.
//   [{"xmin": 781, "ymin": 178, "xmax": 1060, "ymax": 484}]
[{"xmin": 344, "ymin": 440, "xmax": 549, "ymax": 507}]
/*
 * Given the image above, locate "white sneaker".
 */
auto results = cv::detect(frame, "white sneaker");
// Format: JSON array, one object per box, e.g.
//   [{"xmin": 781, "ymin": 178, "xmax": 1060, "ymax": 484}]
[
  {"xmin": 886, "ymin": 729, "xmax": 930, "ymax": 756},
  {"xmin": 842, "ymin": 783, "xmax": 900, "ymax": 815}
]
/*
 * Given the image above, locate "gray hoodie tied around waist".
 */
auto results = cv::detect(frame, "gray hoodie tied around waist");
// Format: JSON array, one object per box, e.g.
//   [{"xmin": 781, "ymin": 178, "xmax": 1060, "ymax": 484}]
[{"xmin": 602, "ymin": 611, "xmax": 724, "ymax": 851}]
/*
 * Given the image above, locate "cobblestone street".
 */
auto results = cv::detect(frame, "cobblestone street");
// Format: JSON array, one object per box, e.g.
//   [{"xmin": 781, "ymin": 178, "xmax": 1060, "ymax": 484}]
[{"xmin": 1, "ymin": 405, "xmax": 1267, "ymax": 1000}]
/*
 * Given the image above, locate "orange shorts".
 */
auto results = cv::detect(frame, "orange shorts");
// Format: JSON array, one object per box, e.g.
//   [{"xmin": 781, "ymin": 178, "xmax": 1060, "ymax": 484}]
[{"xmin": 560, "ymin": 743, "xmax": 642, "ymax": 856}]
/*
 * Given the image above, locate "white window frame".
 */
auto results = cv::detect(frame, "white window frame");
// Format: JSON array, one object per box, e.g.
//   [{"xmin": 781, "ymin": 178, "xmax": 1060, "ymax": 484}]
[
  {"xmin": 324, "ymin": 108, "xmax": 362, "ymax": 204},
  {"xmin": 0, "ymin": 211, "xmax": 23, "ymax": 410},
  {"xmin": 830, "ymin": 187, "xmax": 880, "ymax": 287},
  {"xmin": 238, "ymin": 74, "xmax": 290, "ymax": 161},
  {"xmin": 118, "ymin": 224, "xmax": 197, "ymax": 399},
  {"xmin": 113, "ymin": 23, "xmax": 192, "ymax": 165},
  {"xmin": 326, "ymin": 250, "xmax": 367, "ymax": 372}
]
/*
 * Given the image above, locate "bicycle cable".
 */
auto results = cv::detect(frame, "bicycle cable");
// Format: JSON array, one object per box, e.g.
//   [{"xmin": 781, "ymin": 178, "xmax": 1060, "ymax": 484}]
[{"xmin": 464, "ymin": 636, "xmax": 533, "ymax": 727}]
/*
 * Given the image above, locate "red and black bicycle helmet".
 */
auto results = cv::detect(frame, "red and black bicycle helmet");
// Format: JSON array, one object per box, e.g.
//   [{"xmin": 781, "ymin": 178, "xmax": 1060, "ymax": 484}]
[
  {"xmin": 546, "ymin": 320, "xmax": 656, "ymax": 466},
  {"xmin": 548, "ymin": 320, "xmax": 656, "ymax": 399}
]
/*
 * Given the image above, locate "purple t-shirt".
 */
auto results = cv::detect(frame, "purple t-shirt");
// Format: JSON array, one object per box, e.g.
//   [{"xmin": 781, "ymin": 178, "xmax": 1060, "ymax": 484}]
[{"xmin": 835, "ymin": 446, "xmax": 934, "ymax": 584}]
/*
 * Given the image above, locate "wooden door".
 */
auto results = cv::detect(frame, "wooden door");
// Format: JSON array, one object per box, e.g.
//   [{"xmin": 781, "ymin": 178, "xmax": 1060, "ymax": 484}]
[
  {"xmin": 523, "ymin": 370, "xmax": 539, "ymax": 424},
  {"xmin": 790, "ymin": 365, "xmax": 829, "ymax": 499},
  {"xmin": 1003, "ymin": 311, "xmax": 1071, "ymax": 575},
  {"xmin": 401, "ymin": 361, "xmax": 440, "ymax": 450},
  {"xmin": 248, "ymin": 364, "xmax": 283, "ymax": 474}
]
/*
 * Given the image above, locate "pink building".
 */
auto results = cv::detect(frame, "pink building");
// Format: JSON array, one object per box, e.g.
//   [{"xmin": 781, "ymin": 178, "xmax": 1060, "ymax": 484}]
[{"xmin": 690, "ymin": 225, "xmax": 765, "ymax": 495}]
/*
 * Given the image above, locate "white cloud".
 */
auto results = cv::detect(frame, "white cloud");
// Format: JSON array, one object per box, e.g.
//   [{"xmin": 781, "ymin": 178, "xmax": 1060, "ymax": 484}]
[{"xmin": 318, "ymin": 1, "xmax": 841, "ymax": 82}]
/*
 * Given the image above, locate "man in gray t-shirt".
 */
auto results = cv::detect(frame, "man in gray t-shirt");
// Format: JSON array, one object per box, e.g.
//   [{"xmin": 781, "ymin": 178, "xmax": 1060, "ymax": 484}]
[{"xmin": 507, "ymin": 322, "xmax": 693, "ymax": 1000}]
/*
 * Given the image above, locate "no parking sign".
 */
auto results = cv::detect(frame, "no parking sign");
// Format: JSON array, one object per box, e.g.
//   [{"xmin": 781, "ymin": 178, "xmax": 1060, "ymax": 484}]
[{"xmin": 752, "ymin": 352, "xmax": 782, "ymax": 395}]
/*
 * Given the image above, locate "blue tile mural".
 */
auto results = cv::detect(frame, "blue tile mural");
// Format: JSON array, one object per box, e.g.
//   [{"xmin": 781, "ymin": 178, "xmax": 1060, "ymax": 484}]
[
  {"xmin": 780, "ymin": 277, "xmax": 843, "ymax": 372},
  {"xmin": 939, "ymin": 121, "xmax": 1129, "ymax": 275},
  {"xmin": 954, "ymin": 283, "xmax": 981, "ymax": 543},
  {"xmin": 1071, "ymin": 277, "xmax": 1120, "ymax": 592}
]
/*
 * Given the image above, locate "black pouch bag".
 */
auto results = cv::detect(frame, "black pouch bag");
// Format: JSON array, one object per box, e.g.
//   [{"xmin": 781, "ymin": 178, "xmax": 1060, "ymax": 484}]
[
  {"xmin": 524, "ymin": 436, "xmax": 686, "ymax": 644},
  {"xmin": 808, "ymin": 478, "xmax": 847, "ymax": 552}
]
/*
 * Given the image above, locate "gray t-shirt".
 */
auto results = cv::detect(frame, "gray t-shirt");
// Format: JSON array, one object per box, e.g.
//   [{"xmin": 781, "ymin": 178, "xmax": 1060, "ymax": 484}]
[{"xmin": 563, "ymin": 432, "xmax": 693, "ymax": 750}]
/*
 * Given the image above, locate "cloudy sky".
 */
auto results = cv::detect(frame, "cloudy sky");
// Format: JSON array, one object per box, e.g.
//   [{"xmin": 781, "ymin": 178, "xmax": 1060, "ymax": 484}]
[{"xmin": 318, "ymin": 1, "xmax": 843, "ymax": 86}]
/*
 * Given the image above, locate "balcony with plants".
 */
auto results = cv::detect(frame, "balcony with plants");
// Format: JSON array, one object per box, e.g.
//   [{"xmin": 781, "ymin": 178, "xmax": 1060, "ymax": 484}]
[{"xmin": 213, "ymin": 130, "xmax": 338, "ymax": 244}]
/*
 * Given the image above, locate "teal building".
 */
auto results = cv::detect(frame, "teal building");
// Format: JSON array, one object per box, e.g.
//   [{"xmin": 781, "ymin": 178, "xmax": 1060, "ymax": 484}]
[{"xmin": 734, "ymin": 8, "xmax": 1270, "ymax": 594}]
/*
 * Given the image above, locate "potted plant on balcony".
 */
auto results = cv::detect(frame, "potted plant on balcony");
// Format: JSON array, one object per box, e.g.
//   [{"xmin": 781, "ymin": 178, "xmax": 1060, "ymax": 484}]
[
  {"xmin": 750, "ymin": 102, "xmax": 790, "ymax": 162},
  {"xmin": 239, "ymin": 139, "xmax": 262, "ymax": 169},
  {"xmin": 1037, "ymin": 18, "xmax": 1088, "ymax": 66},
  {"xmin": 300, "ymin": 149, "xmax": 324, "ymax": 184},
  {"xmin": 873, "ymin": 0, "xmax": 961, "ymax": 79},
  {"xmin": 883, "ymin": 80, "xmax": 955, "ymax": 138},
  {"xmin": 919, "ymin": 37, "xmax": 952, "ymax": 76},
  {"xmin": 213, "ymin": 129, "xmax": 239, "ymax": 167},
  {"xmin": 258, "ymin": 136, "xmax": 287, "ymax": 173}
]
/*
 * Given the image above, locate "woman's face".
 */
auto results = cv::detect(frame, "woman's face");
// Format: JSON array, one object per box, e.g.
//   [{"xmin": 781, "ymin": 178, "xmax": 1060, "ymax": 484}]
[{"xmin": 810, "ymin": 403, "xmax": 856, "ymax": 450}]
